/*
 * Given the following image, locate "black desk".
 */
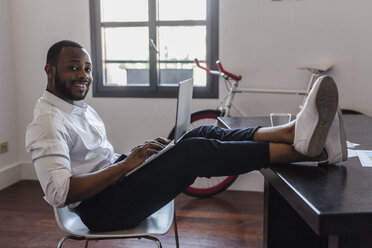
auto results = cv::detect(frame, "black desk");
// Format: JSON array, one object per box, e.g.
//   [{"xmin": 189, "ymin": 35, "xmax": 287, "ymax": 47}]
[{"xmin": 218, "ymin": 115, "xmax": 372, "ymax": 248}]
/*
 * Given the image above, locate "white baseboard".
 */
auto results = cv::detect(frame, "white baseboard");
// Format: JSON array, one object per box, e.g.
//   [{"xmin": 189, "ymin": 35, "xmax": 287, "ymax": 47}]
[
  {"xmin": 0, "ymin": 162, "xmax": 37, "ymax": 191},
  {"xmin": 0, "ymin": 163, "xmax": 22, "ymax": 190}
]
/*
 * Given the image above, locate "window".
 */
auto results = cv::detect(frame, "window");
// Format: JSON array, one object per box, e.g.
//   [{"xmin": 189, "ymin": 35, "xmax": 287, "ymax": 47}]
[{"xmin": 89, "ymin": 0, "xmax": 219, "ymax": 98}]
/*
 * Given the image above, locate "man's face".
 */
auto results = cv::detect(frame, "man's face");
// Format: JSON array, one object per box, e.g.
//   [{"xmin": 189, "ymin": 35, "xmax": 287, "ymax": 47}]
[{"xmin": 52, "ymin": 47, "xmax": 93, "ymax": 103}]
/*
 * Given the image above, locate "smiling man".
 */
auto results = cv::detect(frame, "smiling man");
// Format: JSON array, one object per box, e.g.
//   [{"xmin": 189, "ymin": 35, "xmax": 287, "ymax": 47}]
[
  {"xmin": 25, "ymin": 40, "xmax": 347, "ymax": 232},
  {"xmin": 44, "ymin": 41, "xmax": 92, "ymax": 103}
]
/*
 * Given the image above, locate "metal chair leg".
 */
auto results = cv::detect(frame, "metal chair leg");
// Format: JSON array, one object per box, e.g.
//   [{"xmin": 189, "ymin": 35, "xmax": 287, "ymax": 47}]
[
  {"xmin": 58, "ymin": 235, "xmax": 170, "ymax": 248},
  {"xmin": 57, "ymin": 235, "xmax": 86, "ymax": 248},
  {"xmin": 173, "ymin": 211, "xmax": 180, "ymax": 248},
  {"xmin": 57, "ymin": 235, "xmax": 69, "ymax": 248},
  {"xmin": 142, "ymin": 236, "xmax": 162, "ymax": 248}
]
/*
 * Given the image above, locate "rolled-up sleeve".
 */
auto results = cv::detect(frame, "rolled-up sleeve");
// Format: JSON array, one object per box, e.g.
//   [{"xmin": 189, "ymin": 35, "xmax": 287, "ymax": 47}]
[
  {"xmin": 26, "ymin": 114, "xmax": 73, "ymax": 207},
  {"xmin": 34, "ymin": 156, "xmax": 71, "ymax": 207}
]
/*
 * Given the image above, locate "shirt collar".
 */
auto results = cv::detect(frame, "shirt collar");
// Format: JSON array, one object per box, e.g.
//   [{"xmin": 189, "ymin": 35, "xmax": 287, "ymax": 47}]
[{"xmin": 42, "ymin": 90, "xmax": 87, "ymax": 115}]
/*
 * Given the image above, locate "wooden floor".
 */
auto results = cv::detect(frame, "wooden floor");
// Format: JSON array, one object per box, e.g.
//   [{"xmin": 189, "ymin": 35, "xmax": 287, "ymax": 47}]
[{"xmin": 0, "ymin": 180, "xmax": 264, "ymax": 248}]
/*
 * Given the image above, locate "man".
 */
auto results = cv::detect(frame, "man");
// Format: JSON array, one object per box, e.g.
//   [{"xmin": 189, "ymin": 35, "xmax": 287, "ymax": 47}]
[{"xmin": 26, "ymin": 40, "xmax": 347, "ymax": 232}]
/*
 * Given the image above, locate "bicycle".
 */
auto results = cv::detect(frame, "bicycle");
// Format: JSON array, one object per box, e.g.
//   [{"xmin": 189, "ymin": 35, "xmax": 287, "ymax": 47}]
[{"xmin": 169, "ymin": 59, "xmax": 333, "ymax": 197}]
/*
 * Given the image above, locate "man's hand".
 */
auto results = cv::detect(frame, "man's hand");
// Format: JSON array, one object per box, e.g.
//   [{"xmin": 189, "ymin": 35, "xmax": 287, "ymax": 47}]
[
  {"xmin": 125, "ymin": 137, "xmax": 171, "ymax": 171},
  {"xmin": 65, "ymin": 137, "xmax": 171, "ymax": 205}
]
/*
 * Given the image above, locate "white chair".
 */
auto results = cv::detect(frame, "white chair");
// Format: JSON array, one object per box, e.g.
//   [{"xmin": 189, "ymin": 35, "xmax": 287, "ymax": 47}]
[{"xmin": 54, "ymin": 200, "xmax": 180, "ymax": 248}]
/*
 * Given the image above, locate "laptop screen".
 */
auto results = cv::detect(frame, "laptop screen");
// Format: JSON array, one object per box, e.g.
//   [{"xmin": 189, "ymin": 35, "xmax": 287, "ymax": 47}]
[{"xmin": 174, "ymin": 78, "xmax": 193, "ymax": 141}]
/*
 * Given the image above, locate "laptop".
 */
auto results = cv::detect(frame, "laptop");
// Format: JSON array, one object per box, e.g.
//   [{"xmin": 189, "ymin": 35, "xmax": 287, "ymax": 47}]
[{"xmin": 126, "ymin": 78, "xmax": 193, "ymax": 176}]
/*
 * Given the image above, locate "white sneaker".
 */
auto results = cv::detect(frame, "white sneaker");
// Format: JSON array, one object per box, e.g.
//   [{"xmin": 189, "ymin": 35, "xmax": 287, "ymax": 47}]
[
  {"xmin": 294, "ymin": 76, "xmax": 339, "ymax": 157},
  {"xmin": 324, "ymin": 108, "xmax": 348, "ymax": 164}
]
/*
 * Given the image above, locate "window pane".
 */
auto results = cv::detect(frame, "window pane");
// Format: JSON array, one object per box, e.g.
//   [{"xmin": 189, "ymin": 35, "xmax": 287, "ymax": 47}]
[
  {"xmin": 101, "ymin": 0, "xmax": 148, "ymax": 22},
  {"xmin": 193, "ymin": 63, "xmax": 207, "ymax": 87},
  {"xmin": 103, "ymin": 27, "xmax": 149, "ymax": 61},
  {"xmin": 91, "ymin": 0, "xmax": 218, "ymax": 97},
  {"xmin": 158, "ymin": 26, "xmax": 206, "ymax": 85},
  {"xmin": 158, "ymin": 26, "xmax": 206, "ymax": 61},
  {"xmin": 105, "ymin": 63, "xmax": 150, "ymax": 86},
  {"xmin": 158, "ymin": 63, "xmax": 193, "ymax": 85},
  {"xmin": 157, "ymin": 63, "xmax": 206, "ymax": 86},
  {"xmin": 157, "ymin": 0, "xmax": 206, "ymax": 21}
]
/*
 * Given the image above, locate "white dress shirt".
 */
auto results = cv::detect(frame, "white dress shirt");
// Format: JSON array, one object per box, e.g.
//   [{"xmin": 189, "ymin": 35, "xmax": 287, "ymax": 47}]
[{"xmin": 26, "ymin": 90, "xmax": 119, "ymax": 208}]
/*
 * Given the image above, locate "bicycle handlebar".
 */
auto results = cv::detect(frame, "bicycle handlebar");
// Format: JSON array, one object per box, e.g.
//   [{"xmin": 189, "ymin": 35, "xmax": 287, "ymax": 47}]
[
  {"xmin": 194, "ymin": 58, "xmax": 221, "ymax": 76},
  {"xmin": 216, "ymin": 61, "xmax": 242, "ymax": 81},
  {"xmin": 194, "ymin": 58, "xmax": 242, "ymax": 81}
]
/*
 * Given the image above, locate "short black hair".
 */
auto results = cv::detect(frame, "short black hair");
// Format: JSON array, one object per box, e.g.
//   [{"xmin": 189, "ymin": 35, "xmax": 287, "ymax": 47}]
[{"xmin": 46, "ymin": 40, "xmax": 84, "ymax": 65}]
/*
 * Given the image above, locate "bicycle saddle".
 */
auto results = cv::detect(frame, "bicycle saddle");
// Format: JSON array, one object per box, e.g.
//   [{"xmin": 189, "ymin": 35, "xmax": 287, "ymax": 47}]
[{"xmin": 298, "ymin": 63, "xmax": 334, "ymax": 74}]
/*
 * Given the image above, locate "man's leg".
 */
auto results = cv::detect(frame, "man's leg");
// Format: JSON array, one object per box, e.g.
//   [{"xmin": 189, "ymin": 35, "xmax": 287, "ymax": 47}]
[
  {"xmin": 252, "ymin": 120, "xmax": 327, "ymax": 163},
  {"xmin": 76, "ymin": 132, "xmax": 270, "ymax": 232},
  {"xmin": 183, "ymin": 124, "xmax": 260, "ymax": 142},
  {"xmin": 184, "ymin": 123, "xmax": 324, "ymax": 164},
  {"xmin": 253, "ymin": 121, "xmax": 294, "ymax": 144},
  {"xmin": 268, "ymin": 143, "xmax": 325, "ymax": 164}
]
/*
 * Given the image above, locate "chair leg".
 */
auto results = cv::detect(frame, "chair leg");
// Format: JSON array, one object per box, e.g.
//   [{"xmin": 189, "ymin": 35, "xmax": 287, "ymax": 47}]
[
  {"xmin": 173, "ymin": 212, "xmax": 180, "ymax": 248},
  {"xmin": 84, "ymin": 239, "xmax": 89, "ymax": 248},
  {"xmin": 142, "ymin": 236, "xmax": 162, "ymax": 248},
  {"xmin": 57, "ymin": 235, "xmax": 87, "ymax": 248},
  {"xmin": 57, "ymin": 235, "xmax": 69, "ymax": 248}
]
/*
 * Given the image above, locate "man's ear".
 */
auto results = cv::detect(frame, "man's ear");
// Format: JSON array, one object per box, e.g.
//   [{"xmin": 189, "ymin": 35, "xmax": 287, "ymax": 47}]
[{"xmin": 44, "ymin": 64, "xmax": 56, "ymax": 79}]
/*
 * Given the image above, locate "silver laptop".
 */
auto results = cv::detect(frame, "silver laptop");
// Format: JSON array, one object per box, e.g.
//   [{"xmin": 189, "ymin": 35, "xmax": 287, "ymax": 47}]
[{"xmin": 126, "ymin": 78, "xmax": 193, "ymax": 176}]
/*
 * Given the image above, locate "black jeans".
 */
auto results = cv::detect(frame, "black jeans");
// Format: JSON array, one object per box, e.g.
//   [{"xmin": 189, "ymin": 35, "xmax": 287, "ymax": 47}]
[{"xmin": 75, "ymin": 125, "xmax": 269, "ymax": 231}]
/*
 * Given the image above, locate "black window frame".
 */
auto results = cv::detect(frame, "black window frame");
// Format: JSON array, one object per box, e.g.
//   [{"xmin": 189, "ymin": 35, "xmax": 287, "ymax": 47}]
[{"xmin": 89, "ymin": 0, "xmax": 219, "ymax": 98}]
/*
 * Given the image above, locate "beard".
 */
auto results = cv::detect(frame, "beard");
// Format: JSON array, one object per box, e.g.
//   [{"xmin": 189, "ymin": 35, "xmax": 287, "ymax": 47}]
[{"xmin": 54, "ymin": 71, "xmax": 89, "ymax": 101}]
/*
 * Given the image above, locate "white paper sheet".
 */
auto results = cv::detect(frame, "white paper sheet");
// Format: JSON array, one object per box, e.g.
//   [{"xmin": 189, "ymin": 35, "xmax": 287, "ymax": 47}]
[
  {"xmin": 348, "ymin": 149, "xmax": 358, "ymax": 158},
  {"xmin": 356, "ymin": 150, "xmax": 372, "ymax": 167},
  {"xmin": 347, "ymin": 141, "xmax": 360, "ymax": 149}
]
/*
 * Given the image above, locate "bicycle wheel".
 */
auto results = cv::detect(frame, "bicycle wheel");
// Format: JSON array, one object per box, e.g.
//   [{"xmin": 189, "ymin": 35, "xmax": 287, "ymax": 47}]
[{"xmin": 168, "ymin": 109, "xmax": 239, "ymax": 198}]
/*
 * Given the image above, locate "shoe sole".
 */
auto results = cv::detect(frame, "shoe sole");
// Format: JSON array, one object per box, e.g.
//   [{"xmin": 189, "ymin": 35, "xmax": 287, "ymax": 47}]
[
  {"xmin": 307, "ymin": 76, "xmax": 339, "ymax": 157},
  {"xmin": 337, "ymin": 109, "xmax": 348, "ymax": 161},
  {"xmin": 323, "ymin": 109, "xmax": 348, "ymax": 165}
]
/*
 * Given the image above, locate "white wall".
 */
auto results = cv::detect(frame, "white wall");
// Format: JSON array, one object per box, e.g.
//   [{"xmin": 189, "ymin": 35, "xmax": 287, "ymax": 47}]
[
  {"xmin": 3, "ymin": 0, "xmax": 372, "ymax": 191},
  {"xmin": 220, "ymin": 0, "xmax": 372, "ymax": 117},
  {"xmin": 0, "ymin": 0, "xmax": 18, "ymax": 168}
]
